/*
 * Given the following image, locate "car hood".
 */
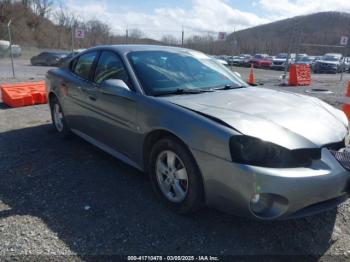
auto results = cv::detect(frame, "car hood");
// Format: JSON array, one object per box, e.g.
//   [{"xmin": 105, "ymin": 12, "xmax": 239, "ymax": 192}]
[
  {"xmin": 161, "ymin": 87, "xmax": 348, "ymax": 149},
  {"xmin": 273, "ymin": 58, "xmax": 287, "ymax": 62},
  {"xmin": 316, "ymin": 60, "xmax": 339, "ymax": 65}
]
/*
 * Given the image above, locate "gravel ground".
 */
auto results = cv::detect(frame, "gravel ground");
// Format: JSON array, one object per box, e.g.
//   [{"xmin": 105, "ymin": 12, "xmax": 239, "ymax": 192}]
[
  {"xmin": 0, "ymin": 58, "xmax": 55, "ymax": 83},
  {"xmin": 0, "ymin": 59, "xmax": 350, "ymax": 260}
]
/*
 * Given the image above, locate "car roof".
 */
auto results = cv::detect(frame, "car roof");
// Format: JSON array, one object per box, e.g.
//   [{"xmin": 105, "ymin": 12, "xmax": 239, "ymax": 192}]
[
  {"xmin": 41, "ymin": 51, "xmax": 68, "ymax": 55},
  {"xmin": 324, "ymin": 53, "xmax": 342, "ymax": 56},
  {"xmin": 87, "ymin": 44, "xmax": 197, "ymax": 55}
]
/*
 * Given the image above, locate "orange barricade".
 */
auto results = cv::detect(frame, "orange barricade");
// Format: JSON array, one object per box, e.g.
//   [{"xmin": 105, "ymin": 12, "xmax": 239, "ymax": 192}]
[
  {"xmin": 0, "ymin": 81, "xmax": 47, "ymax": 108},
  {"xmin": 343, "ymin": 81, "xmax": 350, "ymax": 120},
  {"xmin": 343, "ymin": 104, "xmax": 350, "ymax": 120},
  {"xmin": 346, "ymin": 80, "xmax": 350, "ymax": 97},
  {"xmin": 288, "ymin": 64, "xmax": 311, "ymax": 86}
]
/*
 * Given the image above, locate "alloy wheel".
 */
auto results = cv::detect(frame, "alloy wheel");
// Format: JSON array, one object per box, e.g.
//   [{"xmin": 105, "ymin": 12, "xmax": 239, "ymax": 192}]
[
  {"xmin": 155, "ymin": 150, "xmax": 189, "ymax": 203},
  {"xmin": 53, "ymin": 103, "xmax": 64, "ymax": 132}
]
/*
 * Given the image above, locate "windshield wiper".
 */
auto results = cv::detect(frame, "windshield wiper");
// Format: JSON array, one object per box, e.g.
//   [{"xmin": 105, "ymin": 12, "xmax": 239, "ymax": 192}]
[
  {"xmin": 154, "ymin": 88, "xmax": 213, "ymax": 96},
  {"xmin": 212, "ymin": 84, "xmax": 246, "ymax": 91}
]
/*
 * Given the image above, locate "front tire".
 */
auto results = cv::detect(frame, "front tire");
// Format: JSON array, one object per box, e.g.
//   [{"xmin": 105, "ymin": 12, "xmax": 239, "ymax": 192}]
[
  {"xmin": 50, "ymin": 97, "xmax": 71, "ymax": 138},
  {"xmin": 149, "ymin": 138, "xmax": 204, "ymax": 214}
]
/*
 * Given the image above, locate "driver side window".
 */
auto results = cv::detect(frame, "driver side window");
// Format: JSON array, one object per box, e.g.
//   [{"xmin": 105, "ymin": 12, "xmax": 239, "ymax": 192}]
[
  {"xmin": 72, "ymin": 51, "xmax": 97, "ymax": 80},
  {"xmin": 94, "ymin": 51, "xmax": 129, "ymax": 86}
]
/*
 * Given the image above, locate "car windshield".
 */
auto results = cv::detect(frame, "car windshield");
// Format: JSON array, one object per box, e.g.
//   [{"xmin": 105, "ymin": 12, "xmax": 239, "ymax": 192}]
[
  {"xmin": 276, "ymin": 54, "xmax": 287, "ymax": 59},
  {"xmin": 128, "ymin": 50, "xmax": 247, "ymax": 96},
  {"xmin": 297, "ymin": 56, "xmax": 314, "ymax": 62},
  {"xmin": 323, "ymin": 55, "xmax": 340, "ymax": 61},
  {"xmin": 50, "ymin": 52, "xmax": 68, "ymax": 57}
]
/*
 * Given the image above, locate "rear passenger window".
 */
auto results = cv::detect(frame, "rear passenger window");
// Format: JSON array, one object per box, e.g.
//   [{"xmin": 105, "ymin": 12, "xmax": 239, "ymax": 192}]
[
  {"xmin": 73, "ymin": 51, "xmax": 97, "ymax": 80},
  {"xmin": 94, "ymin": 51, "xmax": 129, "ymax": 85}
]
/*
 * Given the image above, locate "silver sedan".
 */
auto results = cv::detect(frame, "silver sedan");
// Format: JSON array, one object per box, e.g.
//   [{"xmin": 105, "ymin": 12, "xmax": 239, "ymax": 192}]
[{"xmin": 46, "ymin": 45, "xmax": 350, "ymax": 220}]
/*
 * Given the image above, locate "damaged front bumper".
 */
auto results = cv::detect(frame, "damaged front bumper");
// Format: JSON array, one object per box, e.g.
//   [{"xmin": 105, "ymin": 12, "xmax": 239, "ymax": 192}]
[{"xmin": 192, "ymin": 147, "xmax": 350, "ymax": 220}]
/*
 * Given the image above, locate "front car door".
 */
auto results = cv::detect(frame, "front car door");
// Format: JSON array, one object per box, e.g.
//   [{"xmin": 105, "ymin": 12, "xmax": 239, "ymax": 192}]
[{"xmin": 82, "ymin": 50, "xmax": 139, "ymax": 160}]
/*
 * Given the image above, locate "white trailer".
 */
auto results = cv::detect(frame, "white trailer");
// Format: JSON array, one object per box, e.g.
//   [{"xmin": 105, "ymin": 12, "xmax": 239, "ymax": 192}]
[{"xmin": 0, "ymin": 40, "xmax": 10, "ymax": 58}]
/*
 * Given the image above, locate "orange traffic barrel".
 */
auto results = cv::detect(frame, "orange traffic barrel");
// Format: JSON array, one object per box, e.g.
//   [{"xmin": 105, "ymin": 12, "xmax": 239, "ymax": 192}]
[
  {"xmin": 247, "ymin": 64, "xmax": 256, "ymax": 86},
  {"xmin": 289, "ymin": 64, "xmax": 311, "ymax": 86}
]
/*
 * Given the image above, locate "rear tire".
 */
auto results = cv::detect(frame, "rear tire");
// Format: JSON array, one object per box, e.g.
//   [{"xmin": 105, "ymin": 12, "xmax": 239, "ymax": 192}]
[
  {"xmin": 50, "ymin": 96, "xmax": 71, "ymax": 138},
  {"xmin": 149, "ymin": 138, "xmax": 204, "ymax": 214}
]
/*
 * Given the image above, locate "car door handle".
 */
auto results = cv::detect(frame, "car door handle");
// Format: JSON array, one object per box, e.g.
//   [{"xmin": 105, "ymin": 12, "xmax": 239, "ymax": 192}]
[{"xmin": 88, "ymin": 96, "xmax": 97, "ymax": 101}]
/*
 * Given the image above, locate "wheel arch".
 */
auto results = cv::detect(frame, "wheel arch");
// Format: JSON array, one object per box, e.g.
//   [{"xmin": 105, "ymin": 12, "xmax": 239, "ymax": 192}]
[
  {"xmin": 143, "ymin": 129, "xmax": 189, "ymax": 169},
  {"xmin": 48, "ymin": 91, "xmax": 59, "ymax": 106},
  {"xmin": 143, "ymin": 128, "xmax": 206, "ymax": 202}
]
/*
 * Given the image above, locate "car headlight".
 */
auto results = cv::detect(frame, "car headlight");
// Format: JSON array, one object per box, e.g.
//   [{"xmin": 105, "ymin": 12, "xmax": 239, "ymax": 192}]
[{"xmin": 229, "ymin": 136, "xmax": 320, "ymax": 168}]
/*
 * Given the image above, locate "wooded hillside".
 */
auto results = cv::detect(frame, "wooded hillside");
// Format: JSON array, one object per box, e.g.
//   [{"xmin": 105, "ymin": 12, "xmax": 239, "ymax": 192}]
[{"xmin": 1, "ymin": 1, "xmax": 350, "ymax": 56}]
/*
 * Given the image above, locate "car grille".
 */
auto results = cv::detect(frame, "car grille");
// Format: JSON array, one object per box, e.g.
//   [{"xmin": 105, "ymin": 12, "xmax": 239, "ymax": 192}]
[
  {"xmin": 273, "ymin": 62, "xmax": 284, "ymax": 65},
  {"xmin": 319, "ymin": 63, "xmax": 336, "ymax": 69},
  {"xmin": 325, "ymin": 141, "xmax": 345, "ymax": 151},
  {"xmin": 331, "ymin": 150, "xmax": 350, "ymax": 171}
]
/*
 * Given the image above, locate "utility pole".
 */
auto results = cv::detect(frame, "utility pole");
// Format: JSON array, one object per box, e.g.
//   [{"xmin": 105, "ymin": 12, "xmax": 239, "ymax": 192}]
[
  {"xmin": 181, "ymin": 26, "xmax": 184, "ymax": 46},
  {"xmin": 283, "ymin": 19, "xmax": 299, "ymax": 82},
  {"xmin": 71, "ymin": 24, "xmax": 75, "ymax": 52},
  {"xmin": 125, "ymin": 27, "xmax": 129, "ymax": 44},
  {"xmin": 232, "ymin": 26, "xmax": 237, "ymax": 55},
  {"xmin": 7, "ymin": 19, "xmax": 15, "ymax": 78}
]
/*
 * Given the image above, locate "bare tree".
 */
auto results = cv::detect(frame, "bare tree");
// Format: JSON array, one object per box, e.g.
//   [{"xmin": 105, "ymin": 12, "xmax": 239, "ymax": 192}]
[
  {"xmin": 54, "ymin": 3, "xmax": 76, "ymax": 28},
  {"xmin": 85, "ymin": 19, "xmax": 111, "ymax": 46},
  {"xmin": 161, "ymin": 34, "xmax": 179, "ymax": 45},
  {"xmin": 21, "ymin": 0, "xmax": 32, "ymax": 9},
  {"xmin": 129, "ymin": 28, "xmax": 143, "ymax": 39},
  {"xmin": 31, "ymin": 0, "xmax": 54, "ymax": 17}
]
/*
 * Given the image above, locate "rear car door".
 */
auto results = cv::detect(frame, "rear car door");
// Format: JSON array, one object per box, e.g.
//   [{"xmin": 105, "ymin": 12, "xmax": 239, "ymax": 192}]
[
  {"xmin": 35, "ymin": 53, "xmax": 47, "ymax": 65},
  {"xmin": 84, "ymin": 50, "xmax": 139, "ymax": 159},
  {"xmin": 61, "ymin": 51, "xmax": 99, "ymax": 135}
]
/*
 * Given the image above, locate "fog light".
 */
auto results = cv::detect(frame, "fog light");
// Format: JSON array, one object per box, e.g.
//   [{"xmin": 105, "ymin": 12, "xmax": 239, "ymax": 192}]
[
  {"xmin": 251, "ymin": 194, "xmax": 260, "ymax": 204},
  {"xmin": 250, "ymin": 193, "xmax": 288, "ymax": 219},
  {"xmin": 250, "ymin": 194, "xmax": 273, "ymax": 214}
]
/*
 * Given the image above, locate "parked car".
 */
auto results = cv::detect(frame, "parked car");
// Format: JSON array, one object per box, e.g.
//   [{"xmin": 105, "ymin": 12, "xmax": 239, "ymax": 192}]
[
  {"xmin": 295, "ymin": 53, "xmax": 308, "ymax": 60},
  {"xmin": 227, "ymin": 56, "xmax": 241, "ymax": 66},
  {"xmin": 56, "ymin": 50, "xmax": 85, "ymax": 67},
  {"xmin": 217, "ymin": 55, "xmax": 229, "ymax": 62},
  {"xmin": 313, "ymin": 53, "xmax": 347, "ymax": 73},
  {"xmin": 0, "ymin": 41, "xmax": 21, "ymax": 58},
  {"xmin": 271, "ymin": 53, "xmax": 290, "ymax": 70},
  {"xmin": 255, "ymin": 56, "xmax": 273, "ymax": 69},
  {"xmin": 30, "ymin": 52, "xmax": 69, "ymax": 66},
  {"xmin": 46, "ymin": 45, "xmax": 350, "ymax": 220},
  {"xmin": 249, "ymin": 54, "xmax": 269, "ymax": 68},
  {"xmin": 294, "ymin": 56, "xmax": 316, "ymax": 69},
  {"xmin": 56, "ymin": 52, "xmax": 76, "ymax": 67},
  {"xmin": 0, "ymin": 40, "xmax": 10, "ymax": 58},
  {"xmin": 239, "ymin": 54, "xmax": 253, "ymax": 67},
  {"xmin": 344, "ymin": 57, "xmax": 350, "ymax": 73},
  {"xmin": 11, "ymin": 45, "xmax": 22, "ymax": 57}
]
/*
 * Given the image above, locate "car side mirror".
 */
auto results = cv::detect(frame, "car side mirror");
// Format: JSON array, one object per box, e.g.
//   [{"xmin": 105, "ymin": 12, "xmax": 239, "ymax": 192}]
[{"xmin": 99, "ymin": 79, "xmax": 130, "ymax": 95}]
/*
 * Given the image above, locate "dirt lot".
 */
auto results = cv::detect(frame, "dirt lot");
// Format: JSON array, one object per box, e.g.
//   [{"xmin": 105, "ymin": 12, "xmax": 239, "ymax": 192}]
[{"xmin": 1, "ymin": 58, "xmax": 350, "ymax": 259}]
